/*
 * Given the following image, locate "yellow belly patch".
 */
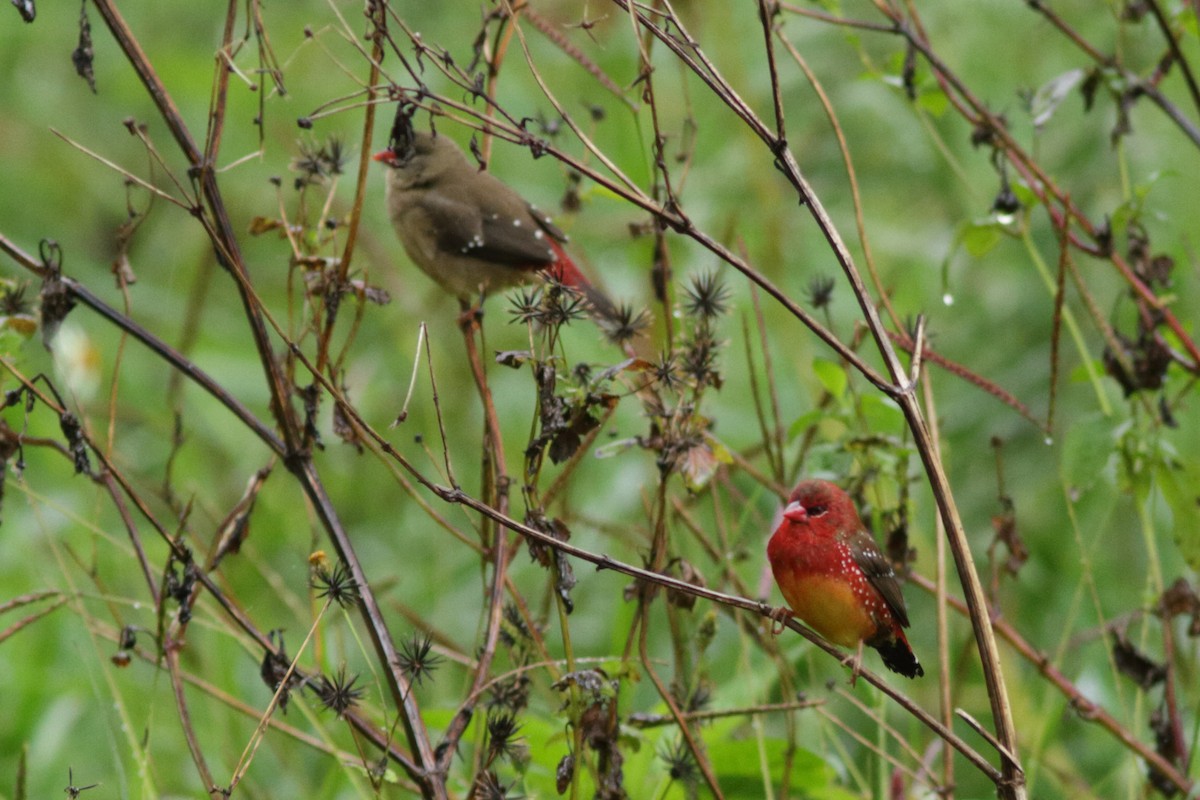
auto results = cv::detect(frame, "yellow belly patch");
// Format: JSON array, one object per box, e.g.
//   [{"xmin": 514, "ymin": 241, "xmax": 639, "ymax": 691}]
[{"xmin": 779, "ymin": 573, "xmax": 876, "ymax": 648}]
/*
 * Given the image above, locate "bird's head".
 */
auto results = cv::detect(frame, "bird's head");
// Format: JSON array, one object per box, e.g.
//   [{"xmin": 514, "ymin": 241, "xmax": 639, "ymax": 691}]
[
  {"xmin": 782, "ymin": 479, "xmax": 857, "ymax": 534},
  {"xmin": 373, "ymin": 132, "xmax": 467, "ymax": 190}
]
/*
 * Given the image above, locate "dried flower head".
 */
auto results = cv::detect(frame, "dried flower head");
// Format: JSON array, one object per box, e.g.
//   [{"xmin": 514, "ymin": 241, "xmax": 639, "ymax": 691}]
[
  {"xmin": 395, "ymin": 630, "xmax": 443, "ymax": 687},
  {"xmin": 683, "ymin": 271, "xmax": 730, "ymax": 319}
]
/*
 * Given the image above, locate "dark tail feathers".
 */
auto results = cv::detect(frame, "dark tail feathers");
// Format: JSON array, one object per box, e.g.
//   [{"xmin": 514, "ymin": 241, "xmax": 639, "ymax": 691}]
[{"xmin": 873, "ymin": 634, "xmax": 924, "ymax": 679}]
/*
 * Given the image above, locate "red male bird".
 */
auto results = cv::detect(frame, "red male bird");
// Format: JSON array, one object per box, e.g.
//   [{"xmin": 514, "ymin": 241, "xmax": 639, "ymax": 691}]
[{"xmin": 767, "ymin": 479, "xmax": 923, "ymax": 678}]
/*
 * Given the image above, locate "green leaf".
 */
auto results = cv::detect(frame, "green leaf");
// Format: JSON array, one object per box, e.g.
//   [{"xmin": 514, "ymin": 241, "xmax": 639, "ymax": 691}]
[
  {"xmin": 1060, "ymin": 414, "xmax": 1118, "ymax": 491},
  {"xmin": 960, "ymin": 220, "xmax": 1004, "ymax": 258},
  {"xmin": 1155, "ymin": 462, "xmax": 1200, "ymax": 571},
  {"xmin": 700, "ymin": 725, "xmax": 854, "ymax": 799},
  {"xmin": 1011, "ymin": 179, "xmax": 1040, "ymax": 209},
  {"xmin": 917, "ymin": 84, "xmax": 950, "ymax": 116},
  {"xmin": 859, "ymin": 394, "xmax": 905, "ymax": 433},
  {"xmin": 812, "ymin": 357, "xmax": 847, "ymax": 399},
  {"xmin": 788, "ymin": 408, "xmax": 828, "ymax": 440}
]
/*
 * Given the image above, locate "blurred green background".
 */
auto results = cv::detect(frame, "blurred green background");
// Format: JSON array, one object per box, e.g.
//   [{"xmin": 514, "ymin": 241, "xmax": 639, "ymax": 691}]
[{"xmin": 2, "ymin": 1, "xmax": 1199, "ymax": 798}]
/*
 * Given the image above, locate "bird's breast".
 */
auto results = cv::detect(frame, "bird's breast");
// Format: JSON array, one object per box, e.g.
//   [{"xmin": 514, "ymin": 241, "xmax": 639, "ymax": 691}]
[{"xmin": 769, "ymin": 533, "xmax": 883, "ymax": 647}]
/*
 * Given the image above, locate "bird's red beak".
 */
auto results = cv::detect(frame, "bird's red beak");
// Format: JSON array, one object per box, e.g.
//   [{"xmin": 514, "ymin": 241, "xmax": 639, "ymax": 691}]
[
  {"xmin": 372, "ymin": 148, "xmax": 398, "ymax": 166},
  {"xmin": 783, "ymin": 500, "xmax": 807, "ymax": 522}
]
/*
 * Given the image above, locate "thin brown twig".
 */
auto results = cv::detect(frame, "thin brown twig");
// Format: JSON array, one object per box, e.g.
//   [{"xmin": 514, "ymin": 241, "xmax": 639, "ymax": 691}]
[
  {"xmin": 909, "ymin": 572, "xmax": 1193, "ymax": 796},
  {"xmin": 605, "ymin": 5, "xmax": 1023, "ymax": 793},
  {"xmin": 164, "ymin": 642, "xmax": 218, "ymax": 795},
  {"xmin": 84, "ymin": 4, "xmax": 444, "ymax": 788},
  {"xmin": 0, "ymin": 595, "xmax": 70, "ymax": 645}
]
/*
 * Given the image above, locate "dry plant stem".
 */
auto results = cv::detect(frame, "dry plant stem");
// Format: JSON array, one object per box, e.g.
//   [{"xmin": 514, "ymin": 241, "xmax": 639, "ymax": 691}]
[
  {"xmin": 834, "ymin": 687, "xmax": 930, "ymax": 778},
  {"xmin": 767, "ymin": 31, "xmax": 1025, "ymax": 800},
  {"xmin": 955, "ymin": 709, "xmax": 1019, "ymax": 769},
  {"xmin": 0, "ymin": 236, "xmax": 284, "ymax": 454},
  {"xmin": 887, "ymin": 10, "xmax": 1200, "ymax": 370},
  {"xmin": 4, "ymin": 369, "xmax": 263, "ymax": 646},
  {"xmin": 1144, "ymin": 0, "xmax": 1200, "ymax": 114},
  {"xmin": 1157, "ymin": 609, "xmax": 1188, "ymax": 775},
  {"xmin": 440, "ymin": 487, "xmax": 1003, "ymax": 783},
  {"xmin": 278, "ymin": 319, "xmax": 1005, "ymax": 783},
  {"xmin": 229, "ymin": 602, "xmax": 329, "ymax": 794},
  {"xmin": 292, "ymin": 461, "xmax": 440, "ymax": 787},
  {"xmin": 638, "ymin": 604, "xmax": 726, "ymax": 799},
  {"xmin": 0, "ymin": 596, "xmax": 69, "ymax": 644},
  {"xmin": 86, "ymin": 3, "xmax": 444, "ymax": 791},
  {"xmin": 901, "ymin": 408, "xmax": 1021, "ymax": 793},
  {"xmin": 522, "ymin": 5, "xmax": 632, "ymax": 104},
  {"xmin": 909, "ymin": 573, "xmax": 1194, "ymax": 796},
  {"xmin": 165, "ymin": 643, "xmax": 217, "ymax": 795},
  {"xmin": 156, "ymin": 643, "xmax": 420, "ymax": 791},
  {"xmin": 435, "ymin": 317, "xmax": 512, "ymax": 771},
  {"xmin": 1024, "ymin": 0, "xmax": 1200, "ymax": 147},
  {"xmin": 742, "ymin": 312, "xmax": 782, "ymax": 483},
  {"xmin": 771, "ymin": 22, "xmax": 908, "ymax": 337},
  {"xmin": 752, "ymin": 291, "xmax": 787, "ymax": 481},
  {"xmin": 326, "ymin": 0, "xmax": 385, "ymax": 290},
  {"xmin": 3, "ymin": 366, "xmax": 427, "ymax": 782},
  {"xmin": 815, "ymin": 704, "xmax": 925, "ymax": 789},
  {"xmin": 134, "ymin": 588, "xmax": 425, "ymax": 783},
  {"xmin": 0, "ymin": 591, "xmax": 64, "ymax": 617},
  {"xmin": 924, "ymin": 378, "xmax": 955, "ymax": 797},
  {"xmin": 420, "ymin": 330, "xmax": 457, "ymax": 488},
  {"xmin": 101, "ymin": 470, "xmax": 160, "ymax": 604},
  {"xmin": 803, "ymin": 2, "xmax": 1200, "ymax": 369},
  {"xmin": 607, "ymin": 4, "xmax": 1022, "ymax": 792},
  {"xmin": 887, "ymin": 329, "xmax": 1042, "ymax": 429},
  {"xmin": 628, "ymin": 698, "xmax": 824, "ymax": 729},
  {"xmin": 634, "ymin": 480, "xmax": 724, "ymax": 797},
  {"xmin": 1047, "ymin": 213, "xmax": 1071, "ymax": 434}
]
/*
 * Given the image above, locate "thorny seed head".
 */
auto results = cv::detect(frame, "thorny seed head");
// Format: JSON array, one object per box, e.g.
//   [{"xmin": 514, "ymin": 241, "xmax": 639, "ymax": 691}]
[
  {"xmin": 485, "ymin": 709, "xmax": 526, "ymax": 763},
  {"xmin": 508, "ymin": 287, "xmax": 544, "ymax": 326},
  {"xmin": 687, "ymin": 682, "xmax": 712, "ymax": 714},
  {"xmin": 681, "ymin": 334, "xmax": 722, "ymax": 390},
  {"xmin": 659, "ymin": 738, "xmax": 699, "ymax": 784},
  {"xmin": 314, "ymin": 665, "xmax": 364, "ymax": 718},
  {"xmin": 508, "ymin": 282, "xmax": 587, "ymax": 329},
  {"xmin": 572, "ymin": 362, "xmax": 593, "ymax": 385},
  {"xmin": 499, "ymin": 601, "xmax": 533, "ymax": 648},
  {"xmin": 291, "ymin": 136, "xmax": 347, "ymax": 184},
  {"xmin": 395, "ymin": 630, "xmax": 443, "ymax": 687},
  {"xmin": 0, "ymin": 283, "xmax": 31, "ymax": 315},
  {"xmin": 487, "ymin": 674, "xmax": 532, "ymax": 713},
  {"xmin": 470, "ymin": 771, "xmax": 522, "ymax": 800},
  {"xmin": 311, "ymin": 560, "xmax": 360, "ymax": 608},
  {"xmin": 541, "ymin": 283, "xmax": 588, "ymax": 328},
  {"xmin": 600, "ymin": 302, "xmax": 651, "ymax": 345},
  {"xmin": 682, "ymin": 271, "xmax": 730, "ymax": 319},
  {"xmin": 652, "ymin": 352, "xmax": 683, "ymax": 393},
  {"xmin": 805, "ymin": 276, "xmax": 836, "ymax": 309}
]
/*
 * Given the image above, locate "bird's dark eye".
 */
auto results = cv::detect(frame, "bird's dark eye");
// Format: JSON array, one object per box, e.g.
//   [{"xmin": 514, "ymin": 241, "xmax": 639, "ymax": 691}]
[{"xmin": 808, "ymin": 504, "xmax": 827, "ymax": 516}]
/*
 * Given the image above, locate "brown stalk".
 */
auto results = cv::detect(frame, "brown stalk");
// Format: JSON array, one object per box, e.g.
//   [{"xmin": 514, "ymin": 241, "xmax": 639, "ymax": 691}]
[
  {"xmin": 84, "ymin": 3, "xmax": 444, "ymax": 790},
  {"xmin": 910, "ymin": 573, "xmax": 1193, "ymax": 796}
]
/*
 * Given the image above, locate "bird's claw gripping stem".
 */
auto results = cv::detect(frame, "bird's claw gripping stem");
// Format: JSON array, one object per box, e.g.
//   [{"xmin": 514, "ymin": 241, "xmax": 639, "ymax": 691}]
[{"xmin": 768, "ymin": 604, "xmax": 793, "ymax": 636}]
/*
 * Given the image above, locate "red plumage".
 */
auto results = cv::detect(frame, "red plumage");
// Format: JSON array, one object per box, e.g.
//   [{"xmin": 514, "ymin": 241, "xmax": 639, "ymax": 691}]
[{"xmin": 767, "ymin": 479, "xmax": 923, "ymax": 678}]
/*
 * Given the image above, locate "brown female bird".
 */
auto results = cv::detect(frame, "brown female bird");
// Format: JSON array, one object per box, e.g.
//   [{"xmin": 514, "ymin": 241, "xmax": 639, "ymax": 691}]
[
  {"xmin": 373, "ymin": 130, "xmax": 613, "ymax": 316},
  {"xmin": 767, "ymin": 479, "xmax": 923, "ymax": 678}
]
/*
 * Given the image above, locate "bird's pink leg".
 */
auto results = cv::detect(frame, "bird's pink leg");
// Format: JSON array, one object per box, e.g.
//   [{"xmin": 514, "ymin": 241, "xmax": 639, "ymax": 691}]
[
  {"xmin": 768, "ymin": 605, "xmax": 793, "ymax": 636},
  {"xmin": 839, "ymin": 641, "xmax": 866, "ymax": 687}
]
